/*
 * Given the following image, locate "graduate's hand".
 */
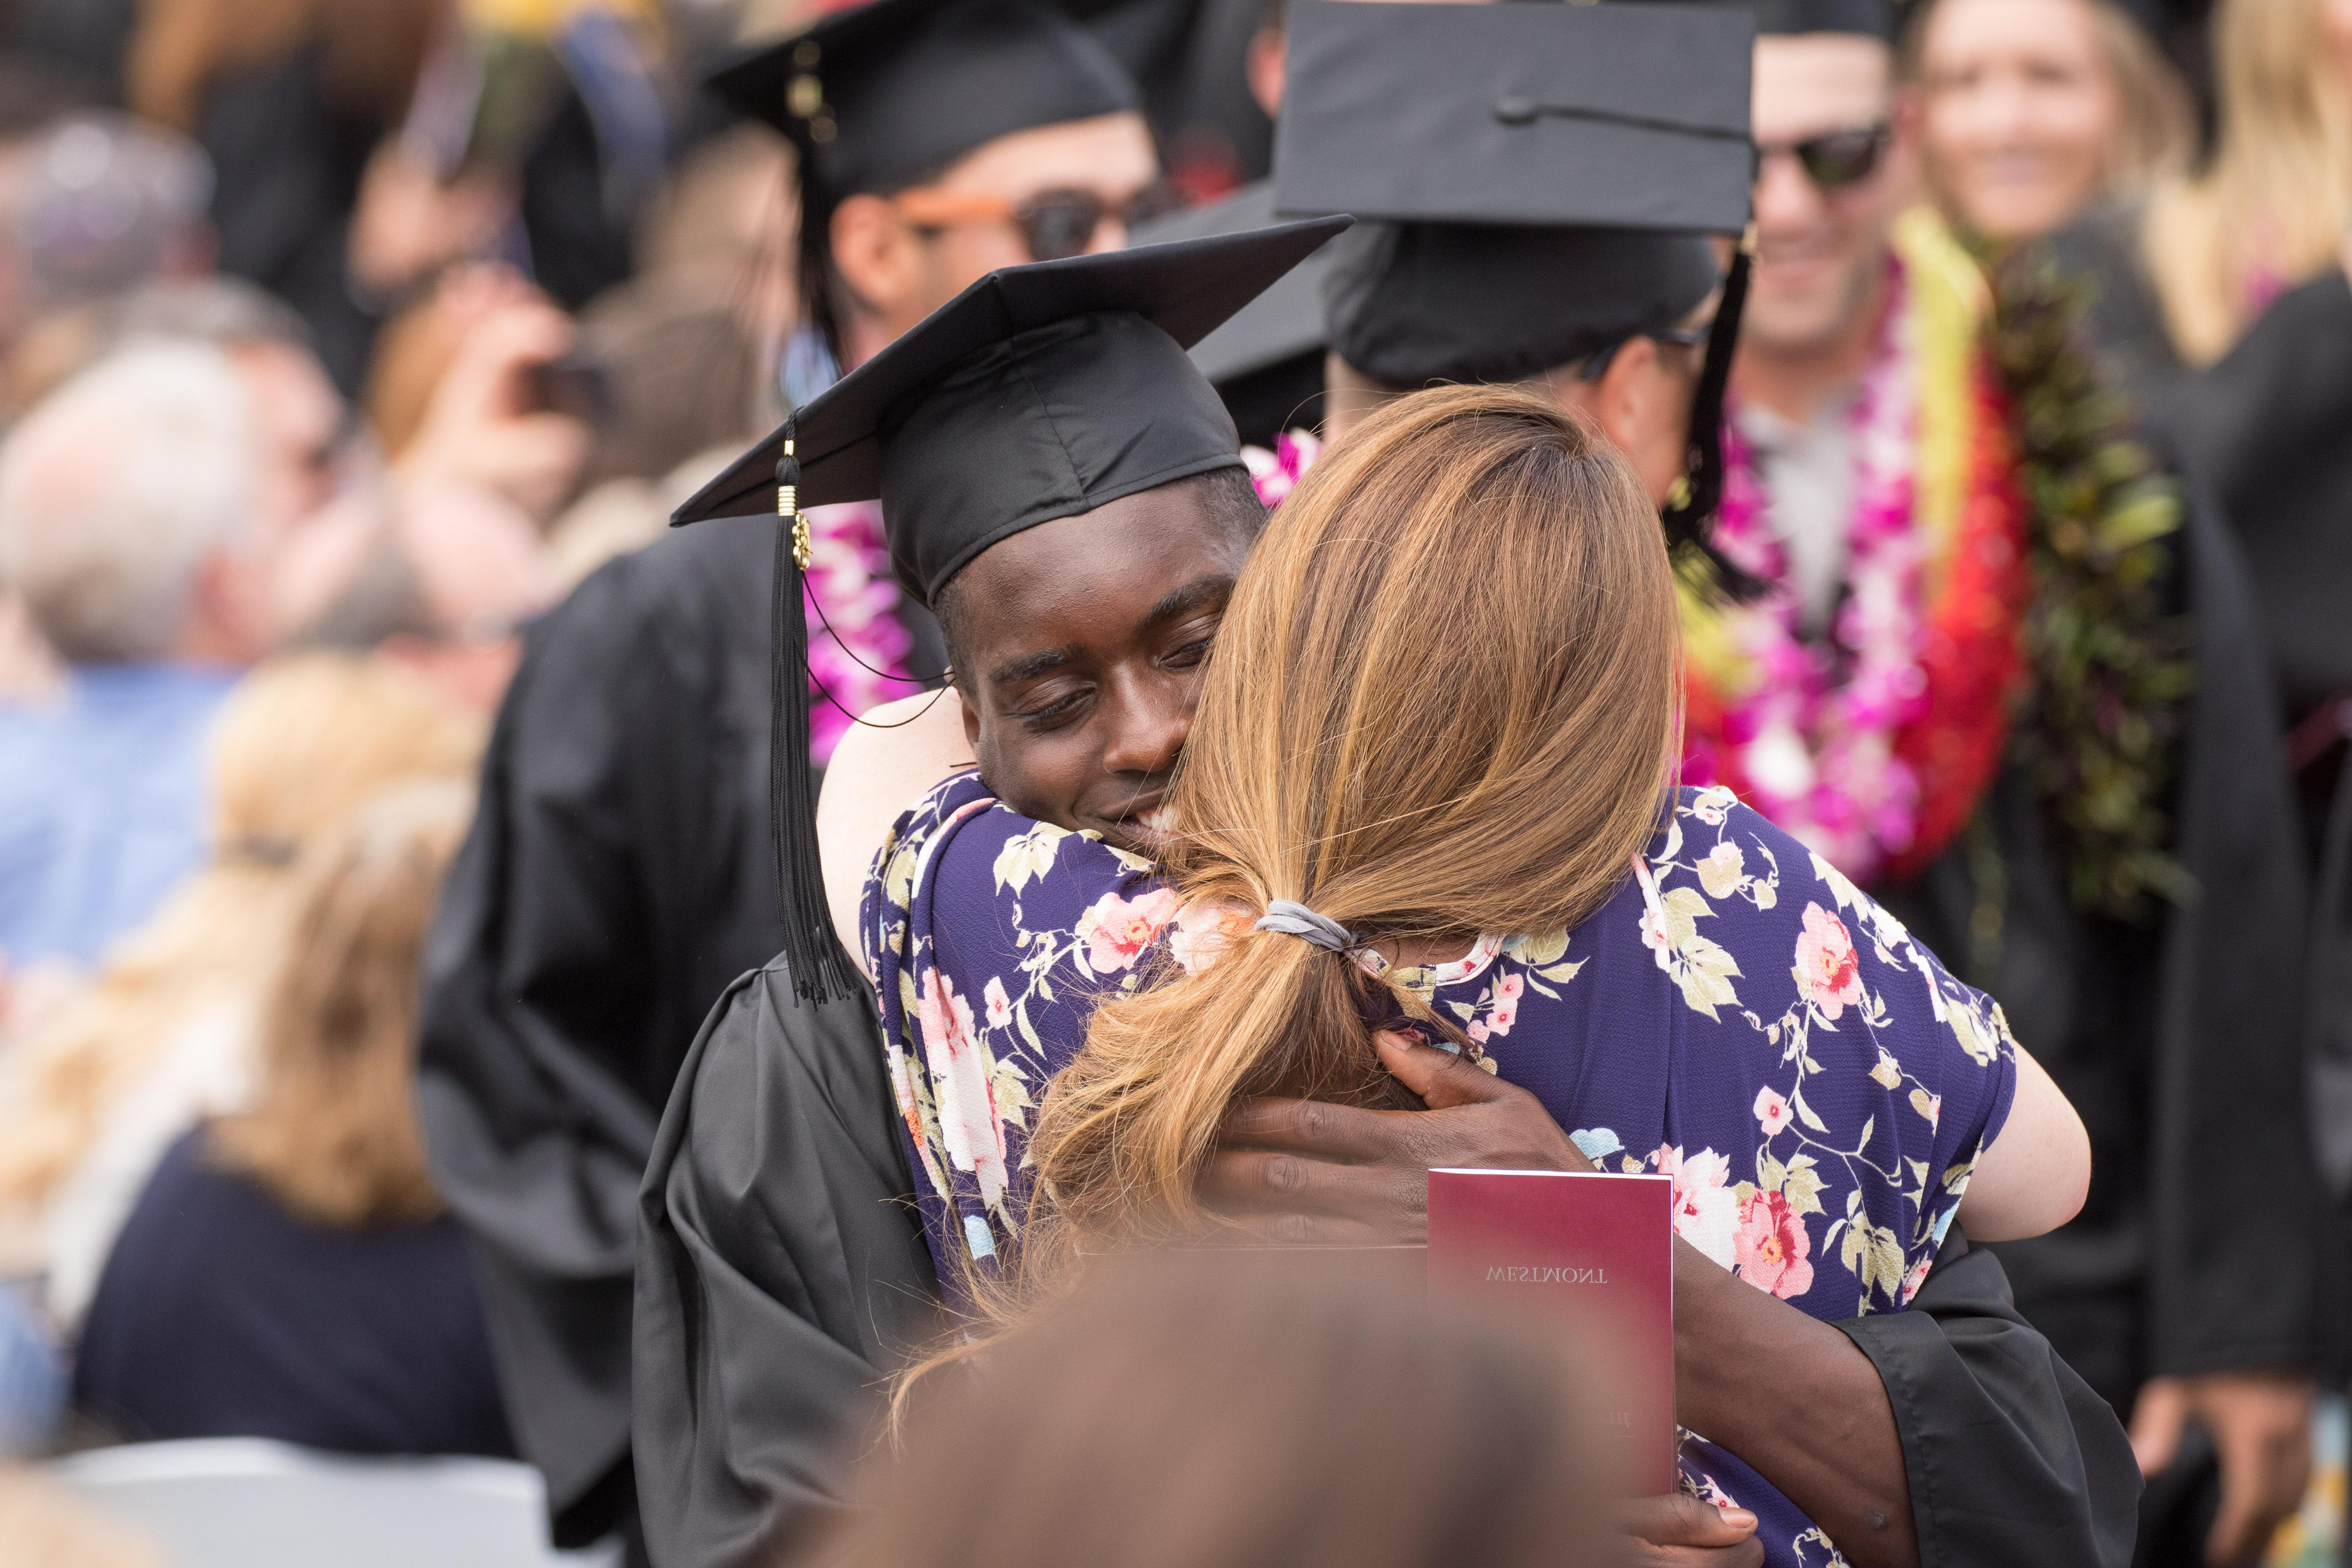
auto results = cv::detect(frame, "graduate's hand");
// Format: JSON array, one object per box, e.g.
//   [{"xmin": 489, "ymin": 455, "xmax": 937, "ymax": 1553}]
[
  {"xmin": 2130, "ymin": 1371, "xmax": 2314, "ymax": 1565},
  {"xmin": 1613, "ymin": 1496, "xmax": 1765, "ymax": 1566},
  {"xmin": 1196, "ymin": 1031, "xmax": 1591, "ymax": 1242}
]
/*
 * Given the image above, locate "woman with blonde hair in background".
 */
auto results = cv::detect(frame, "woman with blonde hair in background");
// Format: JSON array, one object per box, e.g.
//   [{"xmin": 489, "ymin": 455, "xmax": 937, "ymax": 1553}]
[
  {"xmin": 71, "ymin": 780, "xmax": 510, "ymax": 1458},
  {"xmin": 1907, "ymin": 0, "xmax": 2192, "ymax": 241},
  {"xmin": 0, "ymin": 653, "xmax": 480, "ymax": 1334},
  {"xmin": 867, "ymin": 385, "xmax": 2091, "ymax": 1568}
]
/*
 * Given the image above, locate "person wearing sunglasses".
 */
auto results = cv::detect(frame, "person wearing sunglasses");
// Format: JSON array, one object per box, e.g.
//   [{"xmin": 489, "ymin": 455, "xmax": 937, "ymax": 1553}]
[{"xmin": 1712, "ymin": 4, "xmax": 2326, "ymax": 1567}]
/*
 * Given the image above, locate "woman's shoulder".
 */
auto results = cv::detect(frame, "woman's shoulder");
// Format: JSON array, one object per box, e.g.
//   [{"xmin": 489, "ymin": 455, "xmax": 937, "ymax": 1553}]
[
  {"xmin": 864, "ymin": 770, "xmax": 1166, "ymax": 966},
  {"xmin": 1630, "ymin": 788, "xmax": 2014, "ymax": 1068}
]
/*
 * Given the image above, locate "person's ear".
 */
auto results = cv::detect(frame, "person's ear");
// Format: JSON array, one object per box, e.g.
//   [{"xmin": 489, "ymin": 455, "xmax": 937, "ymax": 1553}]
[
  {"xmin": 1246, "ymin": 28, "xmax": 1286, "ymax": 119},
  {"xmin": 1592, "ymin": 337, "xmax": 1666, "ymax": 457},
  {"xmin": 829, "ymin": 193, "xmax": 927, "ymax": 325}
]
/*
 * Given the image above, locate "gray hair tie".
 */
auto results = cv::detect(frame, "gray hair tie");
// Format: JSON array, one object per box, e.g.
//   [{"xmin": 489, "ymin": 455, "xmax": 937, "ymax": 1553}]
[{"xmin": 1254, "ymin": 899, "xmax": 1358, "ymax": 953}]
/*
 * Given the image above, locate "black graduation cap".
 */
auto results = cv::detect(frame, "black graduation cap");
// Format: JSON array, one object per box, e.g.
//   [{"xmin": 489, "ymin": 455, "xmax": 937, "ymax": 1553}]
[
  {"xmin": 1672, "ymin": 0, "xmax": 1896, "ymax": 39},
  {"xmin": 1130, "ymin": 181, "xmax": 1340, "ymax": 446},
  {"xmin": 671, "ymin": 215, "xmax": 1350, "ymax": 1004},
  {"xmin": 707, "ymin": 0, "xmax": 1140, "ymax": 199},
  {"xmin": 1273, "ymin": 0, "xmax": 1760, "ymax": 591},
  {"xmin": 1274, "ymin": 0, "xmax": 1755, "ymax": 236},
  {"xmin": 707, "ymin": 0, "xmax": 1143, "ymax": 359}
]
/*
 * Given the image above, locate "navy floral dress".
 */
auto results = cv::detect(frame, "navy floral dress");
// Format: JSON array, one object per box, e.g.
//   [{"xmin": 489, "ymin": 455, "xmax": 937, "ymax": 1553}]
[{"xmin": 864, "ymin": 773, "xmax": 2019, "ymax": 1567}]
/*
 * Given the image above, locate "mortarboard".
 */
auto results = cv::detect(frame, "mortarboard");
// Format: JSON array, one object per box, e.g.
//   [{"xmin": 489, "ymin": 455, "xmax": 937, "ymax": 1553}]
[
  {"xmin": 707, "ymin": 0, "xmax": 1139, "ymax": 200},
  {"xmin": 1675, "ymin": 0, "xmax": 1896, "ymax": 40},
  {"xmin": 671, "ymin": 216, "xmax": 1349, "ymax": 1004},
  {"xmin": 1273, "ymin": 0, "xmax": 1760, "ymax": 586},
  {"xmin": 1130, "ymin": 181, "xmax": 1340, "ymax": 445},
  {"xmin": 707, "ymin": 0, "xmax": 1143, "ymax": 358},
  {"xmin": 1274, "ymin": 0, "xmax": 1754, "ymax": 385}
]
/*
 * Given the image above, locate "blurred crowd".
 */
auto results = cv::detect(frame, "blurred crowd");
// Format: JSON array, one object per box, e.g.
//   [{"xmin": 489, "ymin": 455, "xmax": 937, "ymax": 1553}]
[{"xmin": 0, "ymin": 0, "xmax": 2344, "ymax": 1562}]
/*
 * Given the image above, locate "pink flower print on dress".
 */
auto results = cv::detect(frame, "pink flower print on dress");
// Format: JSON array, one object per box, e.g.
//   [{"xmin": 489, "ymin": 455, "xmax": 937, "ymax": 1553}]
[
  {"xmin": 1657, "ymin": 1145, "xmax": 1738, "ymax": 1268},
  {"xmin": 1754, "ymin": 1085, "xmax": 1793, "ymax": 1138},
  {"xmin": 982, "ymin": 976, "xmax": 1012, "ymax": 1030},
  {"xmin": 1734, "ymin": 1188, "xmax": 1815, "ymax": 1299},
  {"xmin": 1074, "ymin": 887, "xmax": 1184, "ymax": 975},
  {"xmin": 918, "ymin": 971, "xmax": 1006, "ymax": 1209},
  {"xmin": 1487, "ymin": 970, "xmax": 1525, "ymax": 1036},
  {"xmin": 1900, "ymin": 1253, "xmax": 1933, "ymax": 1305},
  {"xmin": 1793, "ymin": 903, "xmax": 1864, "ymax": 1019},
  {"xmin": 1168, "ymin": 899, "xmax": 1252, "ymax": 974}
]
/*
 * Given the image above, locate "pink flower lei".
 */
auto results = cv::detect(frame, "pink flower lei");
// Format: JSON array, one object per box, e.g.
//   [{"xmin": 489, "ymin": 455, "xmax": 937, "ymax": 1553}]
[
  {"xmin": 1697, "ymin": 262, "xmax": 1931, "ymax": 883},
  {"xmin": 802, "ymin": 500, "xmax": 914, "ymax": 766},
  {"xmin": 1242, "ymin": 429, "xmax": 1322, "ymax": 508}
]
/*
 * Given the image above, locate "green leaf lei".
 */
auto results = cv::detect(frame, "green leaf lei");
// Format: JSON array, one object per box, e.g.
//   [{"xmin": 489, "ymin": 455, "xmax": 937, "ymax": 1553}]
[{"xmin": 1978, "ymin": 239, "xmax": 2198, "ymax": 925}]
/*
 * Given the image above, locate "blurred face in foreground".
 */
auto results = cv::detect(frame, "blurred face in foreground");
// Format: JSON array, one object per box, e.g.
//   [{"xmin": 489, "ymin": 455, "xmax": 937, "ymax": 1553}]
[
  {"xmin": 1746, "ymin": 34, "xmax": 1914, "ymax": 355},
  {"xmin": 1919, "ymin": 0, "xmax": 2122, "ymax": 240}
]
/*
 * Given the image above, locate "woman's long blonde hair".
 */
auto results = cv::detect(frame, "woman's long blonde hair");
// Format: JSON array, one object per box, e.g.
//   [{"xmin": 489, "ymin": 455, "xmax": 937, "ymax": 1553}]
[
  {"xmin": 922, "ymin": 384, "xmax": 1679, "ymax": 1370},
  {"xmin": 2144, "ymin": 0, "xmax": 2352, "ymax": 362},
  {"xmin": 209, "ymin": 780, "xmax": 472, "ymax": 1226}
]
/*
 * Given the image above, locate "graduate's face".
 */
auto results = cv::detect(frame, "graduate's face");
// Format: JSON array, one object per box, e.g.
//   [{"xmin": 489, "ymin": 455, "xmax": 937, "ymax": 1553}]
[
  {"xmin": 833, "ymin": 113, "xmax": 1161, "ymax": 357},
  {"xmin": 952, "ymin": 488, "xmax": 1251, "ymax": 860},
  {"xmin": 1746, "ymin": 36, "xmax": 1916, "ymax": 354}
]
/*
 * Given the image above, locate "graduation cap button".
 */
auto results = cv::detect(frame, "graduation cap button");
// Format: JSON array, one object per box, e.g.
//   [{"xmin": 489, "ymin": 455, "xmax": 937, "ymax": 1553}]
[{"xmin": 1494, "ymin": 94, "xmax": 1537, "ymax": 126}]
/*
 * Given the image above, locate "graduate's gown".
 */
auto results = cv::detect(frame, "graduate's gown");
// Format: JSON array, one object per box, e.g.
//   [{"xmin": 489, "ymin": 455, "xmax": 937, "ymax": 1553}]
[
  {"xmin": 633, "ymin": 796, "xmax": 2138, "ymax": 1568},
  {"xmin": 416, "ymin": 511, "xmax": 939, "ymax": 1545},
  {"xmin": 1973, "ymin": 210, "xmax": 2335, "ymax": 1453}
]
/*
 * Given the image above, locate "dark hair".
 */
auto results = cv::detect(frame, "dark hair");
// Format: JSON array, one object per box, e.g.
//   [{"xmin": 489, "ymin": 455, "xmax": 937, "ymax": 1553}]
[
  {"xmin": 934, "ymin": 463, "xmax": 1265, "ymax": 691},
  {"xmin": 806, "ymin": 1250, "xmax": 1610, "ymax": 1568}
]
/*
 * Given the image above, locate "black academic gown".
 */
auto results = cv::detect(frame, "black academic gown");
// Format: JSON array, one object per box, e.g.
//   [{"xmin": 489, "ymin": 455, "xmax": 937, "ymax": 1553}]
[
  {"xmin": 1876, "ymin": 478, "xmax": 2324, "ymax": 1554},
  {"xmin": 2165, "ymin": 275, "xmax": 2352, "ymax": 1222},
  {"xmin": 420, "ymin": 514, "xmax": 940, "ymax": 1548},
  {"xmin": 634, "ymin": 957, "xmax": 2139, "ymax": 1568}
]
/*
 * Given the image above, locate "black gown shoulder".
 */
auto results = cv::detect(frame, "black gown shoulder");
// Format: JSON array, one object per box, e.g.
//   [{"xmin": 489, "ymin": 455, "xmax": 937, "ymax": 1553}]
[{"xmin": 633, "ymin": 960, "xmax": 943, "ymax": 1568}]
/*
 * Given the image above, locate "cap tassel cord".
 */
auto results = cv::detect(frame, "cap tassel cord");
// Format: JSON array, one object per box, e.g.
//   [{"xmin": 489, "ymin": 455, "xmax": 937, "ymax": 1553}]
[
  {"xmin": 1660, "ymin": 241, "xmax": 1767, "ymax": 601},
  {"xmin": 769, "ymin": 422, "xmax": 861, "ymax": 1006}
]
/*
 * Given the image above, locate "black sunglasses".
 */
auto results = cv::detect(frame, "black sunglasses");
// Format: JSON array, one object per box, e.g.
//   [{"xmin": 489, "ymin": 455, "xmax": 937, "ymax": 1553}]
[
  {"xmin": 1010, "ymin": 184, "xmax": 1184, "ymax": 261},
  {"xmin": 1754, "ymin": 122, "xmax": 1893, "ymax": 192},
  {"xmin": 892, "ymin": 182, "xmax": 1183, "ymax": 263}
]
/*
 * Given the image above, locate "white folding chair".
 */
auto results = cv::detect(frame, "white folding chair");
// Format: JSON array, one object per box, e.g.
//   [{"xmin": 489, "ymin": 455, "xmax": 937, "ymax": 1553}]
[{"xmin": 49, "ymin": 1437, "xmax": 622, "ymax": 1568}]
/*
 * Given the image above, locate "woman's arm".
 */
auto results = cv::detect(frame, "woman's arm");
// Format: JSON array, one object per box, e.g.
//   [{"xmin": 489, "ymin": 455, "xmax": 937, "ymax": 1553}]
[
  {"xmin": 1951, "ymin": 1044, "xmax": 2090, "ymax": 1243},
  {"xmin": 815, "ymin": 689, "xmax": 972, "ymax": 968}
]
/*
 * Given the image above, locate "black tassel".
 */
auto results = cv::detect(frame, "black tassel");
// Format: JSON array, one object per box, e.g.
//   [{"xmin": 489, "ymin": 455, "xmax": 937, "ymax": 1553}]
[
  {"xmin": 1660, "ymin": 244, "xmax": 1769, "ymax": 603},
  {"xmin": 769, "ymin": 418, "xmax": 861, "ymax": 1006}
]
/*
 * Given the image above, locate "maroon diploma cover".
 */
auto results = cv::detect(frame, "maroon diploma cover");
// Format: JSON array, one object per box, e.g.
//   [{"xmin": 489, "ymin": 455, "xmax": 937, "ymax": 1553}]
[{"xmin": 1426, "ymin": 1168, "xmax": 1678, "ymax": 1494}]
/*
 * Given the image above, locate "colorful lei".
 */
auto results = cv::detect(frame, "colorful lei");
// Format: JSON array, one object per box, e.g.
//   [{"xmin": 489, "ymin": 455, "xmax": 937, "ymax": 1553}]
[
  {"xmin": 803, "ymin": 499, "xmax": 913, "ymax": 766},
  {"xmin": 1681, "ymin": 215, "xmax": 2031, "ymax": 886},
  {"xmin": 1242, "ymin": 428, "xmax": 1321, "ymax": 509}
]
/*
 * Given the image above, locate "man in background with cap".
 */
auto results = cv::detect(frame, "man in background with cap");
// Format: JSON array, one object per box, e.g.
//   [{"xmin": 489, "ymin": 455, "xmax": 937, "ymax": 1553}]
[
  {"xmin": 416, "ymin": 0, "xmax": 1166, "ymax": 1552},
  {"xmin": 1697, "ymin": 3, "xmax": 2323, "ymax": 1564}
]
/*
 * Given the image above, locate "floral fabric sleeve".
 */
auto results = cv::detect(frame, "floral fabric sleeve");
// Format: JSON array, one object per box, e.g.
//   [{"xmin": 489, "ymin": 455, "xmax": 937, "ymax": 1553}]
[
  {"xmin": 1626, "ymin": 787, "xmax": 2020, "ymax": 1313},
  {"xmin": 861, "ymin": 770, "xmax": 1197, "ymax": 1278}
]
